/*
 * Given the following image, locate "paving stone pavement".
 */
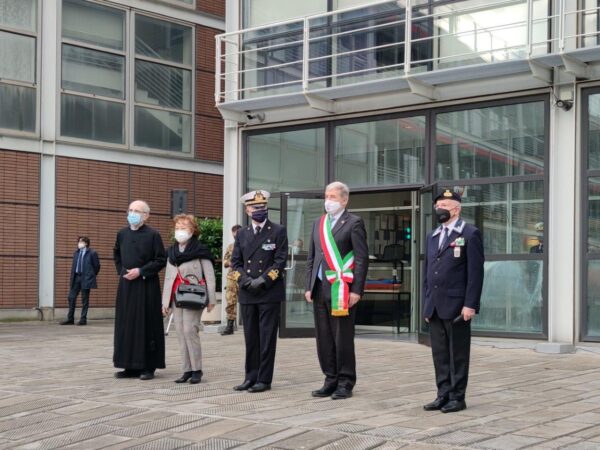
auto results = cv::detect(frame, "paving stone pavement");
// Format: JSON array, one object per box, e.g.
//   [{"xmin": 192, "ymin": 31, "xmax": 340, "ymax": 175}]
[{"xmin": 1, "ymin": 321, "xmax": 600, "ymax": 449}]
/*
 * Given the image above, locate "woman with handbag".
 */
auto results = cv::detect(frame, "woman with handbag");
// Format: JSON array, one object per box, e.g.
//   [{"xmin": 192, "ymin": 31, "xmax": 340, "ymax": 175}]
[{"xmin": 161, "ymin": 214, "xmax": 216, "ymax": 384}]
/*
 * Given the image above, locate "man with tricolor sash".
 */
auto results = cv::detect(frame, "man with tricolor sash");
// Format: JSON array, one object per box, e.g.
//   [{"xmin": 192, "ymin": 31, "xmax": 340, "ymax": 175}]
[{"xmin": 305, "ymin": 181, "xmax": 369, "ymax": 400}]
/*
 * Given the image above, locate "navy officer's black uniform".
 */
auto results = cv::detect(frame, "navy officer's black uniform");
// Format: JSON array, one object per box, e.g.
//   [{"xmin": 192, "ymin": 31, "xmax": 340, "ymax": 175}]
[
  {"xmin": 230, "ymin": 190, "xmax": 288, "ymax": 392},
  {"xmin": 423, "ymin": 189, "xmax": 484, "ymax": 412}
]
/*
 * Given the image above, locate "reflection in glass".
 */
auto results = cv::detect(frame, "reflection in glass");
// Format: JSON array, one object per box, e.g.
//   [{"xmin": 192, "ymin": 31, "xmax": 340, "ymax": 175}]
[
  {"xmin": 454, "ymin": 180, "xmax": 544, "ymax": 255},
  {"xmin": 61, "ymin": 94, "xmax": 124, "ymax": 143},
  {"xmin": 0, "ymin": 0, "xmax": 36, "ymax": 32},
  {"xmin": 589, "ymin": 178, "xmax": 600, "ymax": 253},
  {"xmin": 0, "ymin": 31, "xmax": 35, "ymax": 83},
  {"xmin": 134, "ymin": 107, "xmax": 191, "ymax": 152},
  {"xmin": 62, "ymin": 0, "xmax": 124, "ymax": 50},
  {"xmin": 135, "ymin": 60, "xmax": 191, "ymax": 110},
  {"xmin": 0, "ymin": 84, "xmax": 35, "ymax": 132},
  {"xmin": 335, "ymin": 116, "xmax": 425, "ymax": 187},
  {"xmin": 61, "ymin": 45, "xmax": 125, "ymax": 98},
  {"xmin": 436, "ymin": 102, "xmax": 545, "ymax": 180},
  {"xmin": 587, "ymin": 95, "xmax": 600, "ymax": 170},
  {"xmin": 474, "ymin": 260, "xmax": 543, "ymax": 333},
  {"xmin": 247, "ymin": 128, "xmax": 326, "ymax": 192},
  {"xmin": 242, "ymin": 0, "xmax": 325, "ymax": 28},
  {"xmin": 135, "ymin": 15, "xmax": 192, "ymax": 65},
  {"xmin": 586, "ymin": 260, "xmax": 600, "ymax": 337}
]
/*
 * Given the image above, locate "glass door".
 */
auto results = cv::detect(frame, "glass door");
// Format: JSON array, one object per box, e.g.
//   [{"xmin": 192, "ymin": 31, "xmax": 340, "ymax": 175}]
[
  {"xmin": 279, "ymin": 192, "xmax": 324, "ymax": 338},
  {"xmin": 417, "ymin": 184, "xmax": 436, "ymax": 345}
]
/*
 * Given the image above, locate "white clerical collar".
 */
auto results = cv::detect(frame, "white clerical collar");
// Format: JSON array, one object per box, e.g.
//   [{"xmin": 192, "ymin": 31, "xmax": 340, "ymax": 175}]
[{"xmin": 252, "ymin": 220, "xmax": 267, "ymax": 232}]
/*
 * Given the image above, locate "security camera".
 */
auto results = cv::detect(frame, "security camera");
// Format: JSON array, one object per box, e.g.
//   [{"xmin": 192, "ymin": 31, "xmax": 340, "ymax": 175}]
[
  {"xmin": 555, "ymin": 99, "xmax": 573, "ymax": 111},
  {"xmin": 245, "ymin": 112, "xmax": 265, "ymax": 122}
]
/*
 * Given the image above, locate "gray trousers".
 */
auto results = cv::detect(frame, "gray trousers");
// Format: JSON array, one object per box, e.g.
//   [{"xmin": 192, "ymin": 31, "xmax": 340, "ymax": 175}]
[{"xmin": 173, "ymin": 306, "xmax": 203, "ymax": 372}]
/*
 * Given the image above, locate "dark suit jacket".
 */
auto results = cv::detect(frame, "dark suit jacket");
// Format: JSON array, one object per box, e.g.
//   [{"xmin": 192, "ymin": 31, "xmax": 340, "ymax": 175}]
[
  {"xmin": 70, "ymin": 248, "xmax": 101, "ymax": 290},
  {"xmin": 306, "ymin": 210, "xmax": 369, "ymax": 299},
  {"xmin": 422, "ymin": 219, "xmax": 484, "ymax": 320},
  {"xmin": 231, "ymin": 220, "xmax": 288, "ymax": 304}
]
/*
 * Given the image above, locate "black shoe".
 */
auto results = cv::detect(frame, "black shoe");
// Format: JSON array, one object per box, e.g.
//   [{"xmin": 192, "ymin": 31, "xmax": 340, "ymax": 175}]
[
  {"xmin": 248, "ymin": 382, "xmax": 271, "ymax": 393},
  {"xmin": 139, "ymin": 370, "xmax": 155, "ymax": 380},
  {"xmin": 220, "ymin": 320, "xmax": 234, "ymax": 335},
  {"xmin": 175, "ymin": 372, "xmax": 192, "ymax": 383},
  {"xmin": 60, "ymin": 319, "xmax": 74, "ymax": 325},
  {"xmin": 423, "ymin": 396, "xmax": 449, "ymax": 411},
  {"xmin": 77, "ymin": 320, "xmax": 87, "ymax": 326},
  {"xmin": 311, "ymin": 385, "xmax": 337, "ymax": 398},
  {"xmin": 233, "ymin": 380, "xmax": 254, "ymax": 391},
  {"xmin": 441, "ymin": 399, "xmax": 466, "ymax": 413},
  {"xmin": 331, "ymin": 387, "xmax": 352, "ymax": 400},
  {"xmin": 190, "ymin": 370, "xmax": 203, "ymax": 384},
  {"xmin": 114, "ymin": 369, "xmax": 140, "ymax": 379}
]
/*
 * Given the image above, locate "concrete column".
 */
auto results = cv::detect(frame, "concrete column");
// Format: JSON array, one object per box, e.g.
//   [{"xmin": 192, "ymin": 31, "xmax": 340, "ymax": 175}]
[
  {"xmin": 38, "ymin": 0, "xmax": 59, "ymax": 310},
  {"xmin": 542, "ymin": 85, "xmax": 577, "ymax": 352}
]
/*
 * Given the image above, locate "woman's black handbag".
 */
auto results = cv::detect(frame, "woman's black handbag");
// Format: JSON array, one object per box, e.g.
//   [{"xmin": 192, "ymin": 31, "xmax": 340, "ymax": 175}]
[{"xmin": 174, "ymin": 273, "xmax": 208, "ymax": 310}]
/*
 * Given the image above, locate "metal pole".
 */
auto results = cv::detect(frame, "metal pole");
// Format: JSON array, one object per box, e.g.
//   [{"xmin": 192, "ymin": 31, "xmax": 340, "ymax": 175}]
[
  {"xmin": 404, "ymin": 0, "xmax": 412, "ymax": 76},
  {"xmin": 303, "ymin": 17, "xmax": 310, "ymax": 92}
]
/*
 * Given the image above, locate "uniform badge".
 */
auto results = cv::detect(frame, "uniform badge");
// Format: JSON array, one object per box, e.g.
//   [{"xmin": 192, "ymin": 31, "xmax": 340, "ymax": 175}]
[
  {"xmin": 454, "ymin": 237, "xmax": 465, "ymax": 246},
  {"xmin": 262, "ymin": 243, "xmax": 276, "ymax": 251},
  {"xmin": 454, "ymin": 247, "xmax": 461, "ymax": 258},
  {"xmin": 228, "ymin": 271, "xmax": 241, "ymax": 281},
  {"xmin": 267, "ymin": 269, "xmax": 279, "ymax": 281}
]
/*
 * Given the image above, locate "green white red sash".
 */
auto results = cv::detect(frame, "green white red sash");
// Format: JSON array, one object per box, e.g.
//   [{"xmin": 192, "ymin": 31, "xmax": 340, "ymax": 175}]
[{"xmin": 319, "ymin": 214, "xmax": 354, "ymax": 317}]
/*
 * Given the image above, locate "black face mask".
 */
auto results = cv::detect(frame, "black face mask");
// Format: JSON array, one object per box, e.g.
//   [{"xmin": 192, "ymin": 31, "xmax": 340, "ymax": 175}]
[
  {"xmin": 251, "ymin": 208, "xmax": 268, "ymax": 223},
  {"xmin": 435, "ymin": 207, "xmax": 451, "ymax": 223}
]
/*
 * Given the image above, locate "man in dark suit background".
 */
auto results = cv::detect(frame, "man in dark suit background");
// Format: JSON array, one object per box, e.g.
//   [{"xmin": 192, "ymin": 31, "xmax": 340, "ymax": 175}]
[
  {"xmin": 305, "ymin": 181, "xmax": 369, "ymax": 400},
  {"xmin": 422, "ymin": 189, "xmax": 484, "ymax": 413},
  {"xmin": 230, "ymin": 190, "xmax": 288, "ymax": 393},
  {"xmin": 60, "ymin": 236, "xmax": 101, "ymax": 326}
]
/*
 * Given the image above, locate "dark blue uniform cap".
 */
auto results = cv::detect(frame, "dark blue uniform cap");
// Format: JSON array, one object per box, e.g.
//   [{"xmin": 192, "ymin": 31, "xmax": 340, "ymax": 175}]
[{"xmin": 434, "ymin": 189, "xmax": 462, "ymax": 203}]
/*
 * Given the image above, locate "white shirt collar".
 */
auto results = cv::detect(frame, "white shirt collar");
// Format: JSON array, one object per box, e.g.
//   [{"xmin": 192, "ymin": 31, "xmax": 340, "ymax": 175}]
[
  {"xmin": 252, "ymin": 219, "xmax": 267, "ymax": 232},
  {"xmin": 329, "ymin": 209, "xmax": 345, "ymax": 223}
]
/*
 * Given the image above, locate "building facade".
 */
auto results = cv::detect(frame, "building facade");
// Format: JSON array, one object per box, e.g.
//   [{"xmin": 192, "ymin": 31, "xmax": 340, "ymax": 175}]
[
  {"xmin": 217, "ymin": 0, "xmax": 600, "ymax": 347},
  {"xmin": 0, "ymin": 0, "xmax": 225, "ymax": 319}
]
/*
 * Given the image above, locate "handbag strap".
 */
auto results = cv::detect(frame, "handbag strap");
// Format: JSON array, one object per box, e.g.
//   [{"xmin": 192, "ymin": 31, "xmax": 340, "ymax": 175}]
[{"xmin": 175, "ymin": 260, "xmax": 206, "ymax": 285}]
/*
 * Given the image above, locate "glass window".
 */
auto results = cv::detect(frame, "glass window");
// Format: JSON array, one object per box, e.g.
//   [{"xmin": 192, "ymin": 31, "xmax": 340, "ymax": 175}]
[
  {"xmin": 134, "ymin": 107, "xmax": 191, "ymax": 153},
  {"xmin": 62, "ymin": 0, "xmax": 124, "ymax": 50},
  {"xmin": 135, "ymin": 15, "xmax": 192, "ymax": 65},
  {"xmin": 335, "ymin": 116, "xmax": 426, "ymax": 187},
  {"xmin": 474, "ymin": 260, "xmax": 543, "ymax": 333},
  {"xmin": 588, "ymin": 94, "xmax": 600, "ymax": 170},
  {"xmin": 242, "ymin": 0, "xmax": 326, "ymax": 28},
  {"xmin": 0, "ymin": 84, "xmax": 35, "ymax": 132},
  {"xmin": 586, "ymin": 260, "xmax": 600, "ymax": 338},
  {"xmin": 589, "ymin": 178, "xmax": 600, "ymax": 254},
  {"xmin": 61, "ymin": 45, "xmax": 125, "ymax": 98},
  {"xmin": 61, "ymin": 94, "xmax": 124, "ymax": 144},
  {"xmin": 0, "ymin": 0, "xmax": 36, "ymax": 32},
  {"xmin": 135, "ymin": 60, "xmax": 191, "ymax": 110},
  {"xmin": 247, "ymin": 128, "xmax": 326, "ymax": 192},
  {"xmin": 0, "ymin": 31, "xmax": 35, "ymax": 83},
  {"xmin": 436, "ymin": 102, "xmax": 545, "ymax": 180},
  {"xmin": 454, "ymin": 180, "xmax": 544, "ymax": 255}
]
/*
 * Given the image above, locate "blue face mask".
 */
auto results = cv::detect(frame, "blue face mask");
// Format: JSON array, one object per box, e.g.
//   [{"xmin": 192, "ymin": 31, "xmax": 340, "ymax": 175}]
[
  {"xmin": 251, "ymin": 208, "xmax": 268, "ymax": 223},
  {"xmin": 127, "ymin": 212, "xmax": 143, "ymax": 226}
]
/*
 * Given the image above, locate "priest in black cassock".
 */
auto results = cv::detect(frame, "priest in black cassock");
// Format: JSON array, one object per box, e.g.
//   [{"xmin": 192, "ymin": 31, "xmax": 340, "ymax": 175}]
[{"xmin": 113, "ymin": 200, "xmax": 167, "ymax": 380}]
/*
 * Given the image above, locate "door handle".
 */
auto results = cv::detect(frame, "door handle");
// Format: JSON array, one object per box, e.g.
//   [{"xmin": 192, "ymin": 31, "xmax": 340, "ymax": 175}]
[{"xmin": 285, "ymin": 247, "xmax": 296, "ymax": 271}]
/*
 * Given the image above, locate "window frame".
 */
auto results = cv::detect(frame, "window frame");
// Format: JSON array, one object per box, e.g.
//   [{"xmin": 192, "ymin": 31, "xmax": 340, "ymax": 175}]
[
  {"xmin": 0, "ymin": 0, "xmax": 40, "ymax": 137},
  {"xmin": 56, "ymin": 0, "xmax": 195, "ymax": 157}
]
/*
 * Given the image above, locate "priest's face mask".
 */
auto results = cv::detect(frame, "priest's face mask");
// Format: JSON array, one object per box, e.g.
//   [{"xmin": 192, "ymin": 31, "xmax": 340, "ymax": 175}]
[{"xmin": 127, "ymin": 201, "xmax": 149, "ymax": 226}]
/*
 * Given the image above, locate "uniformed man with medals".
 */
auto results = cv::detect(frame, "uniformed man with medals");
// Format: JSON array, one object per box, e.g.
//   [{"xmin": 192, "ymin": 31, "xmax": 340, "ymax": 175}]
[
  {"xmin": 305, "ymin": 182, "xmax": 369, "ymax": 400},
  {"xmin": 231, "ymin": 190, "xmax": 288, "ymax": 392},
  {"xmin": 422, "ymin": 189, "xmax": 485, "ymax": 413}
]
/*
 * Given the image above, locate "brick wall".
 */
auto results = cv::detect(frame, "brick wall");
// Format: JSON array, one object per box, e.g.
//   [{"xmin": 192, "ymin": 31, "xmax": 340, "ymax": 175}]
[
  {"xmin": 197, "ymin": 0, "xmax": 224, "ymax": 17},
  {"xmin": 0, "ymin": 150, "xmax": 40, "ymax": 309},
  {"xmin": 54, "ymin": 157, "xmax": 223, "ymax": 310},
  {"xmin": 196, "ymin": 25, "xmax": 224, "ymax": 163}
]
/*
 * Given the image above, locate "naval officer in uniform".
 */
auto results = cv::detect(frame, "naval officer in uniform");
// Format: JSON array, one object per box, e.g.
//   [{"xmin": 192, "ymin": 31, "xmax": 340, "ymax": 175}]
[
  {"xmin": 422, "ymin": 189, "xmax": 484, "ymax": 413},
  {"xmin": 230, "ymin": 190, "xmax": 288, "ymax": 393}
]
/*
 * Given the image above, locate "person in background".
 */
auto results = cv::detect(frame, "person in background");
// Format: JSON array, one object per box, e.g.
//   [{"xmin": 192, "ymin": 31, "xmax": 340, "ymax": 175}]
[
  {"xmin": 113, "ymin": 200, "xmax": 166, "ymax": 381},
  {"xmin": 60, "ymin": 236, "xmax": 100, "ymax": 326},
  {"xmin": 221, "ymin": 224, "xmax": 242, "ymax": 336}
]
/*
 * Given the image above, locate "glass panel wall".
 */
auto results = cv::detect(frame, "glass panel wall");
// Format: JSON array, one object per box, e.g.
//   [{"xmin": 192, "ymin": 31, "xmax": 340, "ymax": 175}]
[
  {"xmin": 436, "ymin": 102, "xmax": 545, "ymax": 180},
  {"xmin": 435, "ymin": 99, "xmax": 547, "ymax": 335},
  {"xmin": 0, "ymin": 0, "xmax": 37, "ymax": 134},
  {"xmin": 247, "ymin": 128, "xmax": 326, "ymax": 192},
  {"xmin": 335, "ymin": 116, "xmax": 426, "ymax": 187},
  {"xmin": 584, "ymin": 91, "xmax": 600, "ymax": 339}
]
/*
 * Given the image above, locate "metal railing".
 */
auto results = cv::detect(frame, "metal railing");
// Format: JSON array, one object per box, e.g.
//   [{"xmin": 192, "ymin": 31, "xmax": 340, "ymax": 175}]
[{"xmin": 216, "ymin": 0, "xmax": 600, "ymax": 105}]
